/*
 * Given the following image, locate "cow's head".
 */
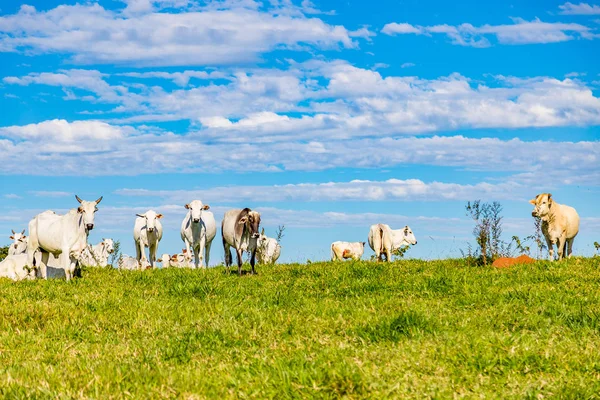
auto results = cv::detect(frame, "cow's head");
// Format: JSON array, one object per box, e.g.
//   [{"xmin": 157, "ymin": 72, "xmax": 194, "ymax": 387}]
[
  {"xmin": 76, "ymin": 195, "xmax": 103, "ymax": 231},
  {"xmin": 9, "ymin": 229, "xmax": 26, "ymax": 251},
  {"xmin": 529, "ymin": 193, "xmax": 552, "ymax": 218},
  {"xmin": 402, "ymin": 226, "xmax": 417, "ymax": 245},
  {"xmin": 136, "ymin": 210, "xmax": 162, "ymax": 233},
  {"xmin": 102, "ymin": 238, "xmax": 115, "ymax": 254},
  {"xmin": 185, "ymin": 200, "xmax": 210, "ymax": 224},
  {"xmin": 239, "ymin": 209, "xmax": 261, "ymax": 239}
]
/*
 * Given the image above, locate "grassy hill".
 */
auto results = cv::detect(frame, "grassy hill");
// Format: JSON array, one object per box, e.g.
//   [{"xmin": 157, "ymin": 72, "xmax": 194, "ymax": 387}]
[{"xmin": 2, "ymin": 258, "xmax": 600, "ymax": 398}]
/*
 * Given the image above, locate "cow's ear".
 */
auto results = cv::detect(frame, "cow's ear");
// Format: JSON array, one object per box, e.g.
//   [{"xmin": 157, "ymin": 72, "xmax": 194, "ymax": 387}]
[
  {"xmin": 202, "ymin": 204, "xmax": 210, "ymax": 210},
  {"xmin": 78, "ymin": 206, "xmax": 84, "ymax": 213},
  {"xmin": 185, "ymin": 204, "xmax": 190, "ymax": 209},
  {"xmin": 156, "ymin": 214, "xmax": 163, "ymax": 219},
  {"xmin": 547, "ymin": 193, "xmax": 552, "ymax": 202},
  {"xmin": 239, "ymin": 216, "xmax": 248, "ymax": 224},
  {"xmin": 528, "ymin": 199, "xmax": 537, "ymax": 205},
  {"xmin": 9, "ymin": 236, "xmax": 14, "ymax": 240}
]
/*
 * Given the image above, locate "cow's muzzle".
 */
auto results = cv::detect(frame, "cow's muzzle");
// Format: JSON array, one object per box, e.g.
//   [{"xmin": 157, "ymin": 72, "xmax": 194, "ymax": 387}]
[
  {"xmin": 252, "ymin": 233, "xmax": 260, "ymax": 239},
  {"xmin": 414, "ymin": 241, "xmax": 418, "ymax": 245},
  {"xmin": 86, "ymin": 224, "xmax": 94, "ymax": 230},
  {"xmin": 531, "ymin": 212, "xmax": 537, "ymax": 217},
  {"xmin": 148, "ymin": 227, "xmax": 155, "ymax": 232},
  {"xmin": 193, "ymin": 218, "xmax": 200, "ymax": 223}
]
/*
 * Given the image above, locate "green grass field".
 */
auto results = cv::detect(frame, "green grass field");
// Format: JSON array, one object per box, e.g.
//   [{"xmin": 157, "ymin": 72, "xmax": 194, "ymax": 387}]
[{"xmin": 2, "ymin": 258, "xmax": 600, "ymax": 399}]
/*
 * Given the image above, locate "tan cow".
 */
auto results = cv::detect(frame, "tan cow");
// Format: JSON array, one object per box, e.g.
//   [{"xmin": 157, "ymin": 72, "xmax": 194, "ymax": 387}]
[
  {"xmin": 331, "ymin": 241, "xmax": 365, "ymax": 261},
  {"xmin": 529, "ymin": 193, "xmax": 580, "ymax": 261}
]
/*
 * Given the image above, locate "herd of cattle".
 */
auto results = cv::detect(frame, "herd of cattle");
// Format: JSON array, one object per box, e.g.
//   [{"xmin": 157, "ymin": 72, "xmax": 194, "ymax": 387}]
[{"xmin": 0, "ymin": 192, "xmax": 581, "ymax": 282}]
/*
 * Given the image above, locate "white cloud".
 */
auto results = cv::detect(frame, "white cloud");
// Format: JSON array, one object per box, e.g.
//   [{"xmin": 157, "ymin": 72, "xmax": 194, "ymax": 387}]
[
  {"xmin": 30, "ymin": 191, "xmax": 72, "ymax": 198},
  {"xmin": 0, "ymin": 119, "xmax": 133, "ymax": 143},
  {"xmin": 117, "ymin": 70, "xmax": 228, "ymax": 86},
  {"xmin": 115, "ymin": 178, "xmax": 525, "ymax": 203},
  {"xmin": 0, "ymin": 3, "xmax": 369, "ymax": 66},
  {"xmin": 3, "ymin": 194, "xmax": 21, "ymax": 199},
  {"xmin": 559, "ymin": 2, "xmax": 600, "ymax": 15},
  {"xmin": 400, "ymin": 62, "xmax": 415, "ymax": 68},
  {"xmin": 382, "ymin": 18, "xmax": 598, "ymax": 46}
]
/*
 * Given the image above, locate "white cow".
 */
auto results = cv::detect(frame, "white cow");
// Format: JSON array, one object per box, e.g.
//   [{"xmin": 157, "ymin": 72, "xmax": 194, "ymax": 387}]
[
  {"xmin": 368, "ymin": 224, "xmax": 417, "ymax": 262},
  {"xmin": 529, "ymin": 193, "xmax": 580, "ymax": 260},
  {"xmin": 118, "ymin": 254, "xmax": 146, "ymax": 270},
  {"xmin": 180, "ymin": 200, "xmax": 216, "ymax": 268},
  {"xmin": 222, "ymin": 208, "xmax": 261, "ymax": 276},
  {"xmin": 133, "ymin": 210, "xmax": 163, "ymax": 269},
  {"xmin": 27, "ymin": 195, "xmax": 103, "ymax": 281},
  {"xmin": 80, "ymin": 238, "xmax": 115, "ymax": 267},
  {"xmin": 331, "ymin": 241, "xmax": 365, "ymax": 261},
  {"xmin": 256, "ymin": 229, "xmax": 281, "ymax": 264},
  {"xmin": 8, "ymin": 229, "xmax": 27, "ymax": 256},
  {"xmin": 161, "ymin": 250, "xmax": 192, "ymax": 268},
  {"xmin": 0, "ymin": 254, "xmax": 36, "ymax": 281}
]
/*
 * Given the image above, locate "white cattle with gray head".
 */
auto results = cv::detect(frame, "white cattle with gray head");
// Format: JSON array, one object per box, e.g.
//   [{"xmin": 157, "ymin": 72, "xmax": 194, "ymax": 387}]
[
  {"xmin": 221, "ymin": 208, "xmax": 261, "ymax": 276},
  {"xmin": 27, "ymin": 195, "xmax": 103, "ymax": 281},
  {"xmin": 529, "ymin": 193, "xmax": 580, "ymax": 260},
  {"xmin": 180, "ymin": 200, "xmax": 216, "ymax": 268},
  {"xmin": 133, "ymin": 210, "xmax": 163, "ymax": 269},
  {"xmin": 80, "ymin": 238, "xmax": 114, "ymax": 267},
  {"xmin": 368, "ymin": 224, "xmax": 417, "ymax": 262},
  {"xmin": 256, "ymin": 228, "xmax": 281, "ymax": 265},
  {"xmin": 8, "ymin": 229, "xmax": 27, "ymax": 256}
]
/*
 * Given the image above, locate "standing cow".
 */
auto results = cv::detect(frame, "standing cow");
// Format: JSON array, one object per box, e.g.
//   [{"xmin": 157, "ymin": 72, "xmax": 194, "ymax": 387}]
[
  {"xmin": 133, "ymin": 210, "xmax": 163, "ymax": 269},
  {"xmin": 368, "ymin": 224, "xmax": 417, "ymax": 262},
  {"xmin": 27, "ymin": 195, "xmax": 102, "ymax": 281},
  {"xmin": 222, "ymin": 208, "xmax": 261, "ymax": 276},
  {"xmin": 180, "ymin": 200, "xmax": 216, "ymax": 269},
  {"xmin": 529, "ymin": 193, "xmax": 580, "ymax": 260},
  {"xmin": 8, "ymin": 229, "xmax": 27, "ymax": 256}
]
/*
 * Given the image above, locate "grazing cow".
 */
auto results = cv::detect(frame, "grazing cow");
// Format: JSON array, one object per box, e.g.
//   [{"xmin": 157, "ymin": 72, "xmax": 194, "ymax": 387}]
[
  {"xmin": 133, "ymin": 210, "xmax": 163, "ymax": 269},
  {"xmin": 27, "ymin": 195, "xmax": 103, "ymax": 281},
  {"xmin": 8, "ymin": 229, "xmax": 27, "ymax": 256},
  {"xmin": 256, "ymin": 229, "xmax": 281, "ymax": 264},
  {"xmin": 529, "ymin": 193, "xmax": 580, "ymax": 260},
  {"xmin": 331, "ymin": 241, "xmax": 365, "ymax": 261},
  {"xmin": 180, "ymin": 200, "xmax": 217, "ymax": 268},
  {"xmin": 0, "ymin": 254, "xmax": 36, "ymax": 281},
  {"xmin": 368, "ymin": 224, "xmax": 417, "ymax": 262},
  {"xmin": 118, "ymin": 255, "xmax": 145, "ymax": 270},
  {"xmin": 80, "ymin": 238, "xmax": 114, "ymax": 267},
  {"xmin": 222, "ymin": 208, "xmax": 261, "ymax": 276}
]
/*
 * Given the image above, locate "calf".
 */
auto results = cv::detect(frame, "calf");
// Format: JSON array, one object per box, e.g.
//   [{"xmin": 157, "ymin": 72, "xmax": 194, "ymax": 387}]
[
  {"xmin": 331, "ymin": 241, "xmax": 365, "ymax": 261},
  {"xmin": 0, "ymin": 254, "xmax": 36, "ymax": 281},
  {"xmin": 529, "ymin": 193, "xmax": 580, "ymax": 260},
  {"xmin": 133, "ymin": 210, "xmax": 163, "ymax": 269},
  {"xmin": 8, "ymin": 229, "xmax": 27, "ymax": 256},
  {"xmin": 256, "ymin": 228, "xmax": 281, "ymax": 264},
  {"xmin": 80, "ymin": 238, "xmax": 114, "ymax": 267},
  {"xmin": 118, "ymin": 255, "xmax": 146, "ymax": 270},
  {"xmin": 222, "ymin": 208, "xmax": 261, "ymax": 275}
]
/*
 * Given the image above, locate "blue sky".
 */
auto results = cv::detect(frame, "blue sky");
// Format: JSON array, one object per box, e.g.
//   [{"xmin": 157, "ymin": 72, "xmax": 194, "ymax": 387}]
[{"xmin": 0, "ymin": 0, "xmax": 599, "ymax": 264}]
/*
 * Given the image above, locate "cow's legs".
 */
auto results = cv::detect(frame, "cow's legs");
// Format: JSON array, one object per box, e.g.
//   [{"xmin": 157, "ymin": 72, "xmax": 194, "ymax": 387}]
[
  {"xmin": 40, "ymin": 251, "xmax": 49, "ymax": 279},
  {"xmin": 385, "ymin": 248, "xmax": 392, "ymax": 262},
  {"xmin": 149, "ymin": 244, "xmax": 156, "ymax": 269},
  {"xmin": 566, "ymin": 238, "xmax": 575, "ymax": 258},
  {"xmin": 545, "ymin": 236, "xmax": 554, "ymax": 261},
  {"xmin": 68, "ymin": 255, "xmax": 78, "ymax": 281},
  {"xmin": 196, "ymin": 237, "xmax": 205, "ymax": 269},
  {"xmin": 236, "ymin": 248, "xmax": 243, "ymax": 276},
  {"xmin": 61, "ymin": 247, "xmax": 72, "ymax": 281},
  {"xmin": 250, "ymin": 249, "xmax": 257, "ymax": 275},
  {"xmin": 223, "ymin": 238, "xmax": 231, "ymax": 274},
  {"xmin": 205, "ymin": 240, "xmax": 213, "ymax": 269},
  {"xmin": 557, "ymin": 235, "xmax": 566, "ymax": 261}
]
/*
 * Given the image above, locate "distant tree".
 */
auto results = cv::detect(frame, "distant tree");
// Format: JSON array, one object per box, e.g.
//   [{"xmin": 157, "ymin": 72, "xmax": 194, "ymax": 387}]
[
  {"xmin": 109, "ymin": 240, "xmax": 121, "ymax": 267},
  {"xmin": 464, "ymin": 200, "xmax": 511, "ymax": 266}
]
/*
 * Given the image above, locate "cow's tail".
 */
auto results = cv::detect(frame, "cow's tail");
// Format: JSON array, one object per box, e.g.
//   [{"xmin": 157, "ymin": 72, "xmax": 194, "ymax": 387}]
[
  {"xmin": 331, "ymin": 243, "xmax": 335, "ymax": 261},
  {"xmin": 374, "ymin": 224, "xmax": 387, "ymax": 260}
]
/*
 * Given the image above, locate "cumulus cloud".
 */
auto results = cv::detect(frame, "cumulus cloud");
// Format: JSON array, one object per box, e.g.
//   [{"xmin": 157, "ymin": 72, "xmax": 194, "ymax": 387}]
[
  {"xmin": 0, "ymin": 3, "xmax": 368, "ymax": 66},
  {"xmin": 382, "ymin": 18, "xmax": 598, "ymax": 46},
  {"xmin": 559, "ymin": 2, "xmax": 600, "ymax": 15}
]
